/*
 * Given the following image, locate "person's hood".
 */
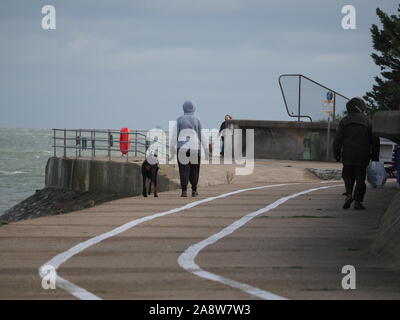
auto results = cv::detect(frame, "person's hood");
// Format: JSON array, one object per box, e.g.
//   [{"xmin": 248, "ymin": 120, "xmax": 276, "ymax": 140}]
[
  {"xmin": 346, "ymin": 97, "xmax": 366, "ymax": 113},
  {"xmin": 183, "ymin": 101, "xmax": 196, "ymax": 115}
]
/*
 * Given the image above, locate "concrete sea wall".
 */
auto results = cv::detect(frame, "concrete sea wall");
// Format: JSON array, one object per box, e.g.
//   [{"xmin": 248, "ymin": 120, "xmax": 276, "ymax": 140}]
[
  {"xmin": 373, "ymin": 111, "xmax": 400, "ymax": 144},
  {"xmin": 45, "ymin": 157, "xmax": 179, "ymax": 196},
  {"xmin": 226, "ymin": 120, "xmax": 337, "ymax": 161}
]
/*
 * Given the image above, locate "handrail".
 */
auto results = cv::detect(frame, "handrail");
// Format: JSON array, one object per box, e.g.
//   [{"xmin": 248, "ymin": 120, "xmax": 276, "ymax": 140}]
[
  {"xmin": 278, "ymin": 74, "xmax": 350, "ymax": 122},
  {"xmin": 52, "ymin": 128, "xmax": 170, "ymax": 161}
]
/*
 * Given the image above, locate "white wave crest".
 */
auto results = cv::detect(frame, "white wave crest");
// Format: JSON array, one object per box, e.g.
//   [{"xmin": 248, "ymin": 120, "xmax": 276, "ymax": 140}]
[{"xmin": 0, "ymin": 170, "xmax": 27, "ymax": 175}]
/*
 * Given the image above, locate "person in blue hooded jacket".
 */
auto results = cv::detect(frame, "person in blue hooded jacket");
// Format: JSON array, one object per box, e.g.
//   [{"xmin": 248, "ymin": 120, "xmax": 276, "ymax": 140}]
[{"xmin": 170, "ymin": 101, "xmax": 209, "ymax": 197}]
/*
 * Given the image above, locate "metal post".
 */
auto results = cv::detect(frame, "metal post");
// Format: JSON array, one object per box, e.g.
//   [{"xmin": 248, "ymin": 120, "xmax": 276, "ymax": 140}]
[
  {"xmin": 326, "ymin": 114, "xmax": 331, "ymax": 160},
  {"xmin": 135, "ymin": 130, "xmax": 138, "ymax": 158},
  {"xmin": 126, "ymin": 130, "xmax": 129, "ymax": 162},
  {"xmin": 75, "ymin": 130, "xmax": 78, "ymax": 159},
  {"xmin": 53, "ymin": 129, "xmax": 56, "ymax": 157},
  {"xmin": 93, "ymin": 129, "xmax": 96, "ymax": 158},
  {"xmin": 333, "ymin": 93, "xmax": 337, "ymax": 122},
  {"xmin": 91, "ymin": 130, "xmax": 93, "ymax": 160},
  {"xmin": 63, "ymin": 129, "xmax": 66, "ymax": 158},
  {"xmin": 108, "ymin": 129, "xmax": 111, "ymax": 161},
  {"xmin": 298, "ymin": 75, "xmax": 302, "ymax": 122},
  {"xmin": 79, "ymin": 129, "xmax": 82, "ymax": 158}
]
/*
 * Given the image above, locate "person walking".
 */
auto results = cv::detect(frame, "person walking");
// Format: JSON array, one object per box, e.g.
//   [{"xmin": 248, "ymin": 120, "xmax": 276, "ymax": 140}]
[
  {"xmin": 219, "ymin": 115, "xmax": 232, "ymax": 156},
  {"xmin": 333, "ymin": 97, "xmax": 380, "ymax": 210},
  {"xmin": 171, "ymin": 101, "xmax": 208, "ymax": 197}
]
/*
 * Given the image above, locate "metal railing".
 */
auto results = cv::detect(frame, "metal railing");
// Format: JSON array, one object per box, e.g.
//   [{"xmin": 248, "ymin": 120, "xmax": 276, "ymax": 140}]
[
  {"xmin": 52, "ymin": 128, "xmax": 169, "ymax": 161},
  {"xmin": 279, "ymin": 74, "xmax": 350, "ymax": 122}
]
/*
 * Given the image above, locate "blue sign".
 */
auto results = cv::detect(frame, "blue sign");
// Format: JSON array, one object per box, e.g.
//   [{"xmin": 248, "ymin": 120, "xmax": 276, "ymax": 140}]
[{"xmin": 326, "ymin": 91, "xmax": 333, "ymax": 101}]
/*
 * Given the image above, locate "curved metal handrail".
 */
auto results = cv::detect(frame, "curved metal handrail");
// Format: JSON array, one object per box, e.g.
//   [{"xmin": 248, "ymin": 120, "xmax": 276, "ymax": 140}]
[{"xmin": 279, "ymin": 74, "xmax": 350, "ymax": 122}]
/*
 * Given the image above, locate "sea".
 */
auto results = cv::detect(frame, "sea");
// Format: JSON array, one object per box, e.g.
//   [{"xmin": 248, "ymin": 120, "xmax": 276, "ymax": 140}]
[{"xmin": 0, "ymin": 128, "xmax": 53, "ymax": 216}]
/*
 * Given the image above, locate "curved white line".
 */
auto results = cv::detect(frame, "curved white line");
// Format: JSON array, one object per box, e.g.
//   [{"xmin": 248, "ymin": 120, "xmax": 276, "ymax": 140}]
[
  {"xmin": 39, "ymin": 183, "xmax": 295, "ymax": 300},
  {"xmin": 178, "ymin": 184, "xmax": 342, "ymax": 300}
]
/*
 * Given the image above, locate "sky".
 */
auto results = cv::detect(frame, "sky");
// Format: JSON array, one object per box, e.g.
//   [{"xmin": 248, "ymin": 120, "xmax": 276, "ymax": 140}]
[{"xmin": 0, "ymin": 0, "xmax": 398, "ymax": 130}]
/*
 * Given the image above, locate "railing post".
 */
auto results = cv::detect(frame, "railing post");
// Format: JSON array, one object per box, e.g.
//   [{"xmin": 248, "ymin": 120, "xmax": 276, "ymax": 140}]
[
  {"xmin": 135, "ymin": 130, "xmax": 138, "ymax": 158},
  {"xmin": 91, "ymin": 130, "xmax": 93, "ymax": 160},
  {"xmin": 53, "ymin": 129, "xmax": 56, "ymax": 157},
  {"xmin": 75, "ymin": 130, "xmax": 78, "ymax": 159},
  {"xmin": 63, "ymin": 129, "xmax": 66, "ymax": 158},
  {"xmin": 298, "ymin": 75, "xmax": 302, "ymax": 122},
  {"xmin": 79, "ymin": 129, "xmax": 82, "ymax": 158},
  {"xmin": 108, "ymin": 129, "xmax": 111, "ymax": 161},
  {"xmin": 93, "ymin": 129, "xmax": 96, "ymax": 158}
]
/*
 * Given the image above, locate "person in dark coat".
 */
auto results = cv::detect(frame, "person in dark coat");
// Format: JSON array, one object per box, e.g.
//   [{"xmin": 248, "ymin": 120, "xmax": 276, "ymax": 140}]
[
  {"xmin": 219, "ymin": 115, "xmax": 232, "ymax": 156},
  {"xmin": 333, "ymin": 97, "xmax": 380, "ymax": 210}
]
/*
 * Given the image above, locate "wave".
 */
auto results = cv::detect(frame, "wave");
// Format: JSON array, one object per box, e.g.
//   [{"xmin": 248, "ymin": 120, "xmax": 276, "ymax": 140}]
[
  {"xmin": 0, "ymin": 170, "xmax": 27, "ymax": 176},
  {"xmin": 0, "ymin": 151, "xmax": 53, "ymax": 159}
]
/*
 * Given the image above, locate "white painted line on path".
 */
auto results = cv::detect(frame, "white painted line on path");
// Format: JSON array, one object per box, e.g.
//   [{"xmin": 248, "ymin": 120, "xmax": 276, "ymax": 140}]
[
  {"xmin": 39, "ymin": 183, "xmax": 296, "ymax": 299},
  {"xmin": 178, "ymin": 184, "xmax": 342, "ymax": 300}
]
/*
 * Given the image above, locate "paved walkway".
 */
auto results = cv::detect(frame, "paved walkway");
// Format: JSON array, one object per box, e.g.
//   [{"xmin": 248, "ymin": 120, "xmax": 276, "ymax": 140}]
[{"xmin": 1, "ymin": 161, "xmax": 399, "ymax": 300}]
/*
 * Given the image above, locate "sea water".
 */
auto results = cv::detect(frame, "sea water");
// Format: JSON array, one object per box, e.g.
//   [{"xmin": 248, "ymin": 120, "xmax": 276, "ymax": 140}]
[{"xmin": 0, "ymin": 128, "xmax": 53, "ymax": 216}]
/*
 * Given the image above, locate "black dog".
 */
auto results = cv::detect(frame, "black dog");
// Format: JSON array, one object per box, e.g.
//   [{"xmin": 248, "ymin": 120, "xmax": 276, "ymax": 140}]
[{"xmin": 141, "ymin": 156, "xmax": 159, "ymax": 198}]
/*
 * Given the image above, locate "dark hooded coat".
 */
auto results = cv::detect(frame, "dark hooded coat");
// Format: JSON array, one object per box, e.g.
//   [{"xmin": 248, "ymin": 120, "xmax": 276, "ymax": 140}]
[{"xmin": 333, "ymin": 112, "xmax": 380, "ymax": 166}]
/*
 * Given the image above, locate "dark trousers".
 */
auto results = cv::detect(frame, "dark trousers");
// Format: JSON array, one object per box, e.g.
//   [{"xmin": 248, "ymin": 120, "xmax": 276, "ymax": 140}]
[
  {"xmin": 177, "ymin": 149, "xmax": 201, "ymax": 192},
  {"xmin": 342, "ymin": 165, "xmax": 367, "ymax": 202}
]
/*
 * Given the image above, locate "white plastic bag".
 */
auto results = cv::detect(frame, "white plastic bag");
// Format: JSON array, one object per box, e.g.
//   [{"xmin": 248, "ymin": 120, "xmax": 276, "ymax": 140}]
[{"xmin": 367, "ymin": 161, "xmax": 387, "ymax": 188}]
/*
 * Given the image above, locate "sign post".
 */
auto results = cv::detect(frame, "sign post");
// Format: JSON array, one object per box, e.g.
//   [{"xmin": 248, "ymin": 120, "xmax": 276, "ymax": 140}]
[{"xmin": 323, "ymin": 92, "xmax": 334, "ymax": 160}]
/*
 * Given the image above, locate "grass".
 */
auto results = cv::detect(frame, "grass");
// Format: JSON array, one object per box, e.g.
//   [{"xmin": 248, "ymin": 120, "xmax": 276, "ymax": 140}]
[{"xmin": 0, "ymin": 221, "xmax": 9, "ymax": 226}]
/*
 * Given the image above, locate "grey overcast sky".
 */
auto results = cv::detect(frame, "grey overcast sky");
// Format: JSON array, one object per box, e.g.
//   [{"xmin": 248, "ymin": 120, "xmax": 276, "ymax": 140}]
[{"xmin": 0, "ymin": 0, "xmax": 398, "ymax": 130}]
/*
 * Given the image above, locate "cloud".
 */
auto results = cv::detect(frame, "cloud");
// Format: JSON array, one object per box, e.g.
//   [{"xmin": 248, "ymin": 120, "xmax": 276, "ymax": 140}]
[
  {"xmin": 313, "ymin": 53, "xmax": 357, "ymax": 63},
  {"xmin": 0, "ymin": 0, "xmax": 397, "ymax": 129},
  {"xmin": 67, "ymin": 32, "xmax": 90, "ymax": 51},
  {"xmin": 144, "ymin": 0, "xmax": 245, "ymax": 11}
]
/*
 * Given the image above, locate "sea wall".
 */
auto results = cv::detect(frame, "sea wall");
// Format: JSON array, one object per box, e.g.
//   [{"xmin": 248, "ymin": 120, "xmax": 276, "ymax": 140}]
[
  {"xmin": 45, "ymin": 157, "xmax": 179, "ymax": 196},
  {"xmin": 373, "ymin": 111, "xmax": 400, "ymax": 144},
  {"xmin": 226, "ymin": 120, "xmax": 337, "ymax": 161}
]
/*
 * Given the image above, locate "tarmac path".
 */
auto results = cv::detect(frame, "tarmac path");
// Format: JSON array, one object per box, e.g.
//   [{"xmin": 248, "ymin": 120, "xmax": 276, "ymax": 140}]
[{"xmin": 1, "ymin": 163, "xmax": 400, "ymax": 299}]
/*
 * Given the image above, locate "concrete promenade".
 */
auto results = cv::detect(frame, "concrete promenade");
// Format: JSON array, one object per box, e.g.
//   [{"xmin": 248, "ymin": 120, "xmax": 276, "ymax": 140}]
[{"xmin": 1, "ymin": 160, "xmax": 400, "ymax": 300}]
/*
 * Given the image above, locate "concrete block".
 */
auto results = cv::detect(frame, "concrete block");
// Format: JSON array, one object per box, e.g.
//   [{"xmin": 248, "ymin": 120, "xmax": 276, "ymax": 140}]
[
  {"xmin": 45, "ymin": 157, "xmax": 179, "ymax": 196},
  {"xmin": 227, "ymin": 120, "xmax": 336, "ymax": 161},
  {"xmin": 373, "ymin": 111, "xmax": 400, "ymax": 144}
]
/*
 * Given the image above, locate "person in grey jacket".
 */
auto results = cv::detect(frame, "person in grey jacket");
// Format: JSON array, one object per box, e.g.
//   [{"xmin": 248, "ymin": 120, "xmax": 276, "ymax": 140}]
[{"xmin": 170, "ymin": 101, "xmax": 209, "ymax": 197}]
